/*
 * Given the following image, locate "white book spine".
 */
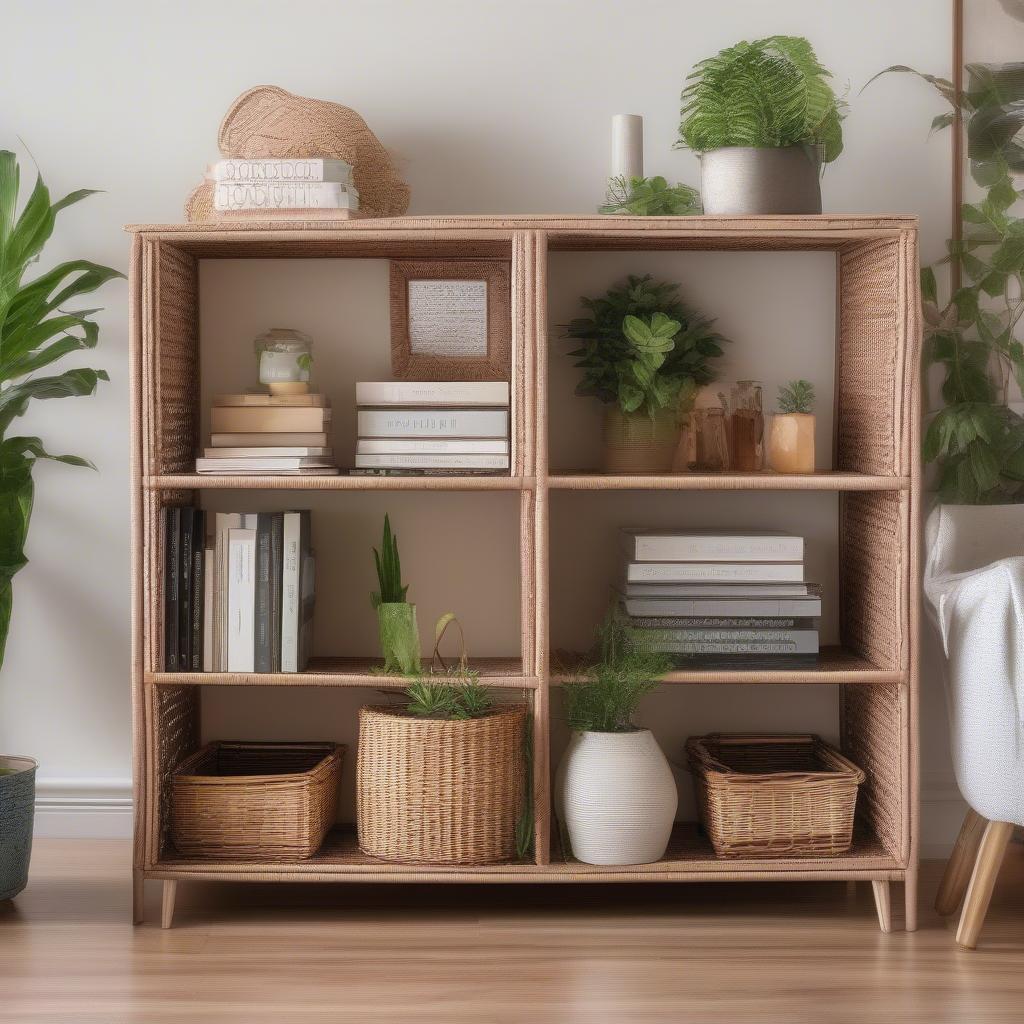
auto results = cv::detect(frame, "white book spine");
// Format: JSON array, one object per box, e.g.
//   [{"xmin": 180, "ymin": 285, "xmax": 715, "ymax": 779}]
[
  {"xmin": 625, "ymin": 562, "xmax": 804, "ymax": 583},
  {"xmin": 204, "ymin": 447, "xmax": 331, "ymax": 458},
  {"xmin": 622, "ymin": 532, "xmax": 804, "ymax": 562},
  {"xmin": 227, "ymin": 529, "xmax": 256, "ymax": 672},
  {"xmin": 645, "ymin": 638, "xmax": 819, "ymax": 655},
  {"xmin": 356, "ymin": 438, "xmax": 509, "ymax": 455},
  {"xmin": 357, "ymin": 408, "xmax": 509, "ymax": 438},
  {"xmin": 212, "ymin": 158, "xmax": 353, "ymax": 183},
  {"xmin": 214, "ymin": 181, "xmax": 359, "ymax": 211},
  {"xmin": 355, "ymin": 381, "xmax": 509, "ymax": 406},
  {"xmin": 213, "ymin": 513, "xmax": 242, "ymax": 671},
  {"xmin": 622, "ymin": 596, "xmax": 823, "ymax": 617},
  {"xmin": 354, "ymin": 453, "xmax": 509, "ymax": 470},
  {"xmin": 197, "ymin": 456, "xmax": 333, "ymax": 472},
  {"xmin": 280, "ymin": 513, "xmax": 301, "ymax": 673},
  {"xmin": 202, "ymin": 548, "xmax": 214, "ymax": 673},
  {"xmin": 621, "ymin": 582, "xmax": 809, "ymax": 597}
]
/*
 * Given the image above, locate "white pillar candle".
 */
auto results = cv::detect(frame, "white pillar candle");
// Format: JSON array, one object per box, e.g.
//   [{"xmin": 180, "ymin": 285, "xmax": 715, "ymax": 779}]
[{"xmin": 611, "ymin": 114, "xmax": 643, "ymax": 182}]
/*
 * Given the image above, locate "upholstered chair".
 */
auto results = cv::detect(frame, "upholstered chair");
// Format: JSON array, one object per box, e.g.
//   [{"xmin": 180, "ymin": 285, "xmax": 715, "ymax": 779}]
[{"xmin": 923, "ymin": 504, "xmax": 1024, "ymax": 949}]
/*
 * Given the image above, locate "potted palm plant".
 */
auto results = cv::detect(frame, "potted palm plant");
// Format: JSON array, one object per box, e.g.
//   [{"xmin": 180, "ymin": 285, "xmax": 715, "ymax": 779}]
[
  {"xmin": 555, "ymin": 610, "xmax": 676, "ymax": 865},
  {"xmin": 0, "ymin": 150, "xmax": 118, "ymax": 901},
  {"xmin": 676, "ymin": 36, "xmax": 845, "ymax": 215},
  {"xmin": 564, "ymin": 275, "xmax": 726, "ymax": 473}
]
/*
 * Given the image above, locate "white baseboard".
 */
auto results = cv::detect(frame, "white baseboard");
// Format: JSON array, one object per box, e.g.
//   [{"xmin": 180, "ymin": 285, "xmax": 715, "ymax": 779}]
[{"xmin": 33, "ymin": 778, "xmax": 133, "ymax": 839}]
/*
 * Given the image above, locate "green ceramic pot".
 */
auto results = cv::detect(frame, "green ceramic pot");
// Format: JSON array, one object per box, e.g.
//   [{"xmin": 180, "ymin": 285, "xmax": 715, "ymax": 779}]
[
  {"xmin": 0, "ymin": 756, "xmax": 36, "ymax": 901},
  {"xmin": 376, "ymin": 602, "xmax": 421, "ymax": 675}
]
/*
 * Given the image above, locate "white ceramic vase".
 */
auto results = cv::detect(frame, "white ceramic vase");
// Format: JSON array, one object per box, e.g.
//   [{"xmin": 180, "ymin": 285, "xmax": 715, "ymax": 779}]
[{"xmin": 555, "ymin": 729, "xmax": 678, "ymax": 865}]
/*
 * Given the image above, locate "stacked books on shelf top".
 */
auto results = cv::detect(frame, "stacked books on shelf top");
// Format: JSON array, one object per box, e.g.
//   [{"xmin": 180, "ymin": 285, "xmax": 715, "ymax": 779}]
[
  {"xmin": 211, "ymin": 158, "xmax": 360, "ymax": 215},
  {"xmin": 196, "ymin": 393, "xmax": 338, "ymax": 476},
  {"xmin": 353, "ymin": 381, "xmax": 511, "ymax": 476},
  {"xmin": 618, "ymin": 529, "xmax": 821, "ymax": 667},
  {"xmin": 163, "ymin": 508, "xmax": 315, "ymax": 673}
]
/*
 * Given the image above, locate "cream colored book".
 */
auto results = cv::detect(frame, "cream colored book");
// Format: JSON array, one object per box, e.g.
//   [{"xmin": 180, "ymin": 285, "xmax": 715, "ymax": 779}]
[
  {"xmin": 213, "ymin": 393, "xmax": 329, "ymax": 408},
  {"xmin": 211, "ymin": 406, "xmax": 331, "ymax": 433},
  {"xmin": 210, "ymin": 431, "xmax": 329, "ymax": 447}
]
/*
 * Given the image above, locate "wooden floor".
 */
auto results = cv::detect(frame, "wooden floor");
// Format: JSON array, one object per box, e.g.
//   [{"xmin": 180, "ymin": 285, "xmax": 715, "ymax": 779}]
[{"xmin": 1, "ymin": 840, "xmax": 1022, "ymax": 1024}]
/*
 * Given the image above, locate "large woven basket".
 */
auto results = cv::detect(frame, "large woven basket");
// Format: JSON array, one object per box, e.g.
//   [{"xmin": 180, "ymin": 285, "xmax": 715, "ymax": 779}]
[
  {"xmin": 686, "ymin": 734, "xmax": 865, "ymax": 859},
  {"xmin": 170, "ymin": 741, "xmax": 343, "ymax": 860},
  {"xmin": 357, "ymin": 704, "xmax": 527, "ymax": 865}
]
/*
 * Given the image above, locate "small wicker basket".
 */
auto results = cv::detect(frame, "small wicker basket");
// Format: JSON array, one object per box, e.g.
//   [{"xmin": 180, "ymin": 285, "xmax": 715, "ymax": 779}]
[
  {"xmin": 686, "ymin": 733, "xmax": 865, "ymax": 859},
  {"xmin": 170, "ymin": 741, "xmax": 344, "ymax": 861},
  {"xmin": 357, "ymin": 704, "xmax": 527, "ymax": 865}
]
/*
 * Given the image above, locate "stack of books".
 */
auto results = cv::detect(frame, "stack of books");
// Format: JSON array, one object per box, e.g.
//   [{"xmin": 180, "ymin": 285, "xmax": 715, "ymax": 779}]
[
  {"xmin": 617, "ymin": 529, "xmax": 821, "ymax": 666},
  {"xmin": 163, "ymin": 507, "xmax": 315, "ymax": 673},
  {"xmin": 353, "ymin": 381, "xmax": 510, "ymax": 475},
  {"xmin": 196, "ymin": 393, "xmax": 338, "ymax": 476},
  {"xmin": 211, "ymin": 158, "xmax": 359, "ymax": 214}
]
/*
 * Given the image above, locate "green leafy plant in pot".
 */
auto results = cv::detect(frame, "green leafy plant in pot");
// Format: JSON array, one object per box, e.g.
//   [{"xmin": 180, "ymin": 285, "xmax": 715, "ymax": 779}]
[
  {"xmin": 768, "ymin": 379, "xmax": 817, "ymax": 473},
  {"xmin": 564, "ymin": 274, "xmax": 726, "ymax": 473},
  {"xmin": 554, "ymin": 609, "xmax": 677, "ymax": 865},
  {"xmin": 676, "ymin": 36, "xmax": 845, "ymax": 215},
  {"xmin": 372, "ymin": 514, "xmax": 420, "ymax": 675},
  {"xmin": 0, "ymin": 151, "xmax": 118, "ymax": 901}
]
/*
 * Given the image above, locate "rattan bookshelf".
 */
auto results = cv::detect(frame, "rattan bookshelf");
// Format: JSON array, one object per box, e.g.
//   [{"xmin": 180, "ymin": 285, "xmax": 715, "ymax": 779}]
[{"xmin": 127, "ymin": 215, "xmax": 920, "ymax": 932}]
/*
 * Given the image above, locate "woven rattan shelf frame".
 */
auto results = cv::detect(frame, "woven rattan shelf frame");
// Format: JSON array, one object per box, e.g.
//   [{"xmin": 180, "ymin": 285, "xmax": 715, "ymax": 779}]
[{"xmin": 128, "ymin": 215, "xmax": 920, "ymax": 931}]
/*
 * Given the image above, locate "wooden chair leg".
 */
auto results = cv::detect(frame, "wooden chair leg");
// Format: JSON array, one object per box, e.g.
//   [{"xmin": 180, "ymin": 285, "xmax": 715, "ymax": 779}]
[
  {"xmin": 871, "ymin": 880, "xmax": 892, "ymax": 933},
  {"xmin": 956, "ymin": 820, "xmax": 1014, "ymax": 950},
  {"xmin": 904, "ymin": 866, "xmax": 918, "ymax": 932},
  {"xmin": 161, "ymin": 880, "xmax": 177, "ymax": 930},
  {"xmin": 132, "ymin": 871, "xmax": 145, "ymax": 925},
  {"xmin": 936, "ymin": 808, "xmax": 986, "ymax": 916}
]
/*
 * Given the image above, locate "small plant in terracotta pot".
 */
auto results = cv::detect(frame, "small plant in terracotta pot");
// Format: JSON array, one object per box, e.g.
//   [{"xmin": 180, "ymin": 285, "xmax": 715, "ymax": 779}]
[
  {"xmin": 768, "ymin": 379, "xmax": 816, "ymax": 473},
  {"xmin": 564, "ymin": 275, "xmax": 726, "ymax": 474}
]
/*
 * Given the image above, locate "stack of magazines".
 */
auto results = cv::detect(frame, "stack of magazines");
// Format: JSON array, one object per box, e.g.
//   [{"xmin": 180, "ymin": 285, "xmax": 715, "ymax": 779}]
[{"xmin": 617, "ymin": 529, "xmax": 820, "ymax": 667}]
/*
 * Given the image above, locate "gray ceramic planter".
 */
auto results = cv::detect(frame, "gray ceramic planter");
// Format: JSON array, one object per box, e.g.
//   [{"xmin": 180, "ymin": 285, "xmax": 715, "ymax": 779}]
[
  {"xmin": 699, "ymin": 145, "xmax": 822, "ymax": 215},
  {"xmin": 0, "ymin": 756, "xmax": 36, "ymax": 901}
]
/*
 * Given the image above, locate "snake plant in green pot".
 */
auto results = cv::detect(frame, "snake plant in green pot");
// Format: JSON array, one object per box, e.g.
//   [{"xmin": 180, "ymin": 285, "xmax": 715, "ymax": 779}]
[
  {"xmin": 372, "ymin": 514, "xmax": 421, "ymax": 675},
  {"xmin": 0, "ymin": 151, "xmax": 119, "ymax": 901}
]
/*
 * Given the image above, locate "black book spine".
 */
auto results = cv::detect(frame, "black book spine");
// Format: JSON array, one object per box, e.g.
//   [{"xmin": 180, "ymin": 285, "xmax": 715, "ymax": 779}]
[
  {"xmin": 190, "ymin": 510, "xmax": 205, "ymax": 671},
  {"xmin": 269, "ymin": 512, "xmax": 284, "ymax": 672},
  {"xmin": 253, "ymin": 513, "xmax": 273, "ymax": 673},
  {"xmin": 164, "ymin": 507, "xmax": 180, "ymax": 671},
  {"xmin": 178, "ymin": 507, "xmax": 194, "ymax": 671}
]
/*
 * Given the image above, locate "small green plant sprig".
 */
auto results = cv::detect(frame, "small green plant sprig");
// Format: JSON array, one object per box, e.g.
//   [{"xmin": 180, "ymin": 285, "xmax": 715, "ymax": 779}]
[
  {"xmin": 599, "ymin": 175, "xmax": 702, "ymax": 216},
  {"xmin": 371, "ymin": 513, "xmax": 408, "ymax": 606},
  {"xmin": 564, "ymin": 275, "xmax": 726, "ymax": 418},
  {"xmin": 404, "ymin": 670, "xmax": 494, "ymax": 721},
  {"xmin": 677, "ymin": 36, "xmax": 844, "ymax": 162},
  {"xmin": 777, "ymin": 379, "xmax": 815, "ymax": 414},
  {"xmin": 562, "ymin": 609, "xmax": 671, "ymax": 733}
]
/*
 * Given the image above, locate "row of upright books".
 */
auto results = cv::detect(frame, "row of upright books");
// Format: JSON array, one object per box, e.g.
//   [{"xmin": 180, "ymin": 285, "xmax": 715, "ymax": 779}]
[
  {"xmin": 211, "ymin": 158, "xmax": 359, "ymax": 214},
  {"xmin": 196, "ymin": 393, "xmax": 338, "ymax": 476},
  {"xmin": 353, "ymin": 381, "xmax": 511, "ymax": 476},
  {"xmin": 163, "ymin": 508, "xmax": 315, "ymax": 673},
  {"xmin": 618, "ymin": 529, "xmax": 821, "ymax": 665}
]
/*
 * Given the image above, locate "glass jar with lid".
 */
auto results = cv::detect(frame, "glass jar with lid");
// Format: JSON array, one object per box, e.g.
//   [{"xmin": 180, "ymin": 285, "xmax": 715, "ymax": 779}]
[{"xmin": 254, "ymin": 328, "xmax": 313, "ymax": 395}]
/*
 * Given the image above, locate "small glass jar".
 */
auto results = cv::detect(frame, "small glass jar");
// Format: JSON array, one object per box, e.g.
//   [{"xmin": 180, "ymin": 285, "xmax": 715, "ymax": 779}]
[
  {"xmin": 254, "ymin": 328, "xmax": 313, "ymax": 395},
  {"xmin": 729, "ymin": 380, "xmax": 764, "ymax": 471},
  {"xmin": 689, "ymin": 406, "xmax": 730, "ymax": 471}
]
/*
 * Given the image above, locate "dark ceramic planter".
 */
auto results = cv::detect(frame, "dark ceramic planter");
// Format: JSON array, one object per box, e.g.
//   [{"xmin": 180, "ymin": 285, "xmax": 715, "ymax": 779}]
[{"xmin": 0, "ymin": 756, "xmax": 36, "ymax": 901}]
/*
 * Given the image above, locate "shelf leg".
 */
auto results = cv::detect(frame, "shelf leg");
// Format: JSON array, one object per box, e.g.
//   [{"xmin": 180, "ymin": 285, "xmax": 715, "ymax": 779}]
[
  {"xmin": 871, "ymin": 880, "xmax": 892, "ymax": 933},
  {"xmin": 936, "ymin": 808, "xmax": 985, "ymax": 916},
  {"xmin": 956, "ymin": 819, "xmax": 1013, "ymax": 949},
  {"xmin": 903, "ymin": 867, "xmax": 918, "ymax": 932},
  {"xmin": 132, "ymin": 870, "xmax": 145, "ymax": 925},
  {"xmin": 160, "ymin": 880, "xmax": 177, "ymax": 930}
]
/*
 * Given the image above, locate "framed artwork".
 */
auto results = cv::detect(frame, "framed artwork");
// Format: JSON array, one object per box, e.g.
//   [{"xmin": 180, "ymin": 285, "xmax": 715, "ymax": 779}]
[{"xmin": 389, "ymin": 260, "xmax": 511, "ymax": 380}]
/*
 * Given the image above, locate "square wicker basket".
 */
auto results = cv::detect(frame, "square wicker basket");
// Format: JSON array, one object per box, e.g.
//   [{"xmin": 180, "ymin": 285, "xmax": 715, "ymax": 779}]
[
  {"xmin": 170, "ymin": 741, "xmax": 344, "ymax": 861},
  {"xmin": 686, "ymin": 734, "xmax": 865, "ymax": 859}
]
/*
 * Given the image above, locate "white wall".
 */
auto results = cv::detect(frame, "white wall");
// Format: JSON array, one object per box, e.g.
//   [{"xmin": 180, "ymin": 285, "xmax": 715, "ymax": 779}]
[{"xmin": 0, "ymin": 0, "xmax": 994, "ymax": 848}]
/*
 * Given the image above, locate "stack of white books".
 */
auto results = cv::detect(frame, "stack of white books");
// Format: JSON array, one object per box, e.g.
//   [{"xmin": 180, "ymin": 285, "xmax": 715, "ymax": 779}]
[
  {"xmin": 196, "ymin": 393, "xmax": 338, "ymax": 476},
  {"xmin": 618, "ymin": 529, "xmax": 821, "ymax": 666},
  {"xmin": 353, "ymin": 381, "xmax": 511, "ymax": 475},
  {"xmin": 211, "ymin": 158, "xmax": 359, "ymax": 214}
]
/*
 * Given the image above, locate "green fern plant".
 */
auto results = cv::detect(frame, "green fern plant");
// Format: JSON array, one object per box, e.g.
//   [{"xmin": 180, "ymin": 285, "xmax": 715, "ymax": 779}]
[
  {"xmin": 371, "ymin": 513, "xmax": 408, "ymax": 607},
  {"xmin": 564, "ymin": 275, "xmax": 726, "ymax": 418},
  {"xmin": 677, "ymin": 36, "xmax": 844, "ymax": 162},
  {"xmin": 403, "ymin": 670, "xmax": 493, "ymax": 721},
  {"xmin": 562, "ymin": 609, "xmax": 671, "ymax": 733},
  {"xmin": 599, "ymin": 175, "xmax": 701, "ymax": 216},
  {"xmin": 777, "ymin": 379, "xmax": 815, "ymax": 414}
]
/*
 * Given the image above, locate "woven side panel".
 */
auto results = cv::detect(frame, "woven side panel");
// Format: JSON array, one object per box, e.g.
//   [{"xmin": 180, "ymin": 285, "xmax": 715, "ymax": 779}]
[
  {"xmin": 155, "ymin": 686, "xmax": 200, "ymax": 858},
  {"xmin": 840, "ymin": 491, "xmax": 906, "ymax": 672},
  {"xmin": 836, "ymin": 240, "xmax": 901, "ymax": 475},
  {"xmin": 841, "ymin": 684, "xmax": 903, "ymax": 860},
  {"xmin": 155, "ymin": 245, "xmax": 199, "ymax": 475}
]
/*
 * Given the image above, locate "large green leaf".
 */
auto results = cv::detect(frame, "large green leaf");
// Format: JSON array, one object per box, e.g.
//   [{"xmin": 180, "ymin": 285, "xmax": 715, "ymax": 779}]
[{"xmin": 0, "ymin": 367, "xmax": 108, "ymax": 434}]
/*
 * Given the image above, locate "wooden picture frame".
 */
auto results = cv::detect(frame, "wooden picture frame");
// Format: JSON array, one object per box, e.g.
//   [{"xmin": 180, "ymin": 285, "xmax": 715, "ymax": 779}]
[{"xmin": 389, "ymin": 260, "xmax": 511, "ymax": 380}]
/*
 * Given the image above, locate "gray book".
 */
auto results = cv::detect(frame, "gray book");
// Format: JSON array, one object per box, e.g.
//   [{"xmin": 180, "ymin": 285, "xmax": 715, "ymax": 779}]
[
  {"xmin": 627, "ymin": 615, "xmax": 816, "ymax": 630},
  {"xmin": 253, "ymin": 514, "xmax": 274, "ymax": 673},
  {"xmin": 268, "ymin": 513, "xmax": 284, "ymax": 672},
  {"xmin": 621, "ymin": 581, "xmax": 811, "ymax": 597},
  {"xmin": 619, "ymin": 592, "xmax": 822, "ymax": 618},
  {"xmin": 642, "ymin": 635, "xmax": 819, "ymax": 655}
]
